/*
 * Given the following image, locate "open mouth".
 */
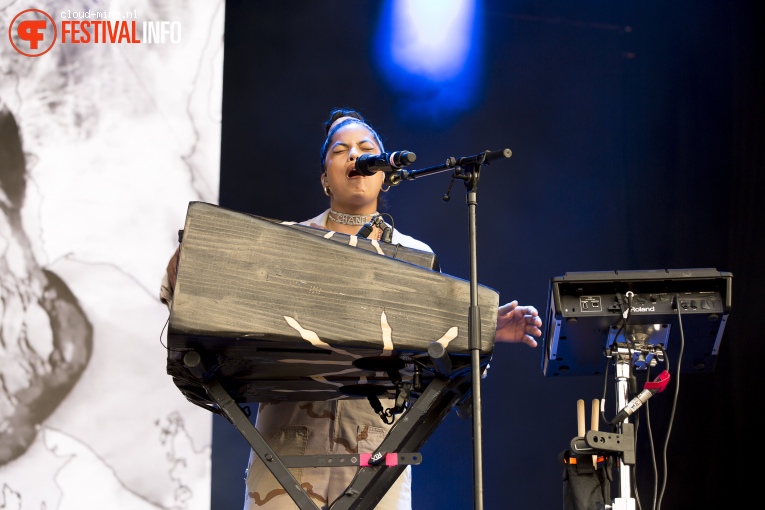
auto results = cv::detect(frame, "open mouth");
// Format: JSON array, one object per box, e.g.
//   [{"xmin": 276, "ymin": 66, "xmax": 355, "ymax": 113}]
[{"xmin": 347, "ymin": 165, "xmax": 361, "ymax": 178}]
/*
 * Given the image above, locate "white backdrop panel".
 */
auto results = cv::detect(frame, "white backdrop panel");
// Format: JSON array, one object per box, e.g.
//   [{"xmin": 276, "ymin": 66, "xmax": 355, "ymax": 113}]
[{"xmin": 0, "ymin": 1, "xmax": 224, "ymax": 508}]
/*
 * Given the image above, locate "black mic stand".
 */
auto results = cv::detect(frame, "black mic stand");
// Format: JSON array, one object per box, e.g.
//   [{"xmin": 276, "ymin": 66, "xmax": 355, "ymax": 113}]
[{"xmin": 388, "ymin": 148, "xmax": 512, "ymax": 510}]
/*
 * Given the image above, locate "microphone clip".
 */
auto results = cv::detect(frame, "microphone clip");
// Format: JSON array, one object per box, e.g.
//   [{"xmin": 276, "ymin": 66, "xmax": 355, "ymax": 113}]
[{"xmin": 357, "ymin": 214, "xmax": 392, "ymax": 243}]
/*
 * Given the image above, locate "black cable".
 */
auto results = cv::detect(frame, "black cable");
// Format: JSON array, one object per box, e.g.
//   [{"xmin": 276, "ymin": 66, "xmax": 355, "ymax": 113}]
[
  {"xmin": 647, "ymin": 347, "xmax": 669, "ymax": 510},
  {"xmin": 380, "ymin": 212, "xmax": 395, "ymax": 231},
  {"xmin": 652, "ymin": 346, "xmax": 670, "ymax": 510},
  {"xmin": 623, "ymin": 292, "xmax": 638, "ymax": 375},
  {"xmin": 379, "ymin": 212, "xmax": 395, "ymax": 242},
  {"xmin": 656, "ymin": 297, "xmax": 683, "ymax": 510},
  {"xmin": 632, "ymin": 406, "xmax": 643, "ymax": 510},
  {"xmin": 159, "ymin": 315, "xmax": 169, "ymax": 349}
]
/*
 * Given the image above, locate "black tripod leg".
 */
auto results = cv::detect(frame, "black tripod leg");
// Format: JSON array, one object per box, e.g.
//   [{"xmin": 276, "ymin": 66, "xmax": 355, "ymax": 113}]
[
  {"xmin": 204, "ymin": 380, "xmax": 320, "ymax": 510},
  {"xmin": 330, "ymin": 376, "xmax": 470, "ymax": 510}
]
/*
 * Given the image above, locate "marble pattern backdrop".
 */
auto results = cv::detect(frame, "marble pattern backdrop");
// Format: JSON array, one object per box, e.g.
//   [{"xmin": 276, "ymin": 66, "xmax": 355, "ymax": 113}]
[{"xmin": 0, "ymin": 1, "xmax": 223, "ymax": 508}]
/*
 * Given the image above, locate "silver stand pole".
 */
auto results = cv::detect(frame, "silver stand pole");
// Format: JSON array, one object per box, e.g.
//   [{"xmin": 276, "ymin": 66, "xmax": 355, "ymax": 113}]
[{"xmin": 612, "ymin": 353, "xmax": 636, "ymax": 510}]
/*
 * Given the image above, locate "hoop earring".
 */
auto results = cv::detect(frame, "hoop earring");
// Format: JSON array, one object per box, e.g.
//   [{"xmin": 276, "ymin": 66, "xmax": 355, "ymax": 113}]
[
  {"xmin": 381, "ymin": 184, "xmax": 390, "ymax": 193},
  {"xmin": 321, "ymin": 172, "xmax": 332, "ymax": 196}
]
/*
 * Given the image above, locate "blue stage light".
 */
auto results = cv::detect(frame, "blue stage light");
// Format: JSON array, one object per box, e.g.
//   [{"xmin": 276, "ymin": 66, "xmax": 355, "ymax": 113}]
[{"xmin": 374, "ymin": 0, "xmax": 483, "ymax": 122}]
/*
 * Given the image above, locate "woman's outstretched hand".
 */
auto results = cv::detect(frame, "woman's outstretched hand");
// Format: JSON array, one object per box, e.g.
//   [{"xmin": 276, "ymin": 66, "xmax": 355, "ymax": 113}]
[{"xmin": 495, "ymin": 300, "xmax": 543, "ymax": 347}]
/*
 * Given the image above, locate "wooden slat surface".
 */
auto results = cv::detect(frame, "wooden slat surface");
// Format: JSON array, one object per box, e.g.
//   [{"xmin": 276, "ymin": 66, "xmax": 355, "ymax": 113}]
[
  {"xmin": 169, "ymin": 202, "xmax": 498, "ymax": 355},
  {"xmin": 166, "ymin": 202, "xmax": 498, "ymax": 402}
]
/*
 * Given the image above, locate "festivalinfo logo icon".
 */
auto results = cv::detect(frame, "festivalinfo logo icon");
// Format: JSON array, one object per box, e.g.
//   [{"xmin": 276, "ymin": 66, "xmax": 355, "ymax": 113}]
[
  {"xmin": 8, "ymin": 9, "xmax": 57, "ymax": 56},
  {"xmin": 8, "ymin": 8, "xmax": 182, "ymax": 57}
]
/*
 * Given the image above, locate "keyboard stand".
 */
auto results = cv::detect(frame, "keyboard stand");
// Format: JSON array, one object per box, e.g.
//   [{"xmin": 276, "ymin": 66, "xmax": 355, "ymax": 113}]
[{"xmin": 182, "ymin": 350, "xmax": 473, "ymax": 510}]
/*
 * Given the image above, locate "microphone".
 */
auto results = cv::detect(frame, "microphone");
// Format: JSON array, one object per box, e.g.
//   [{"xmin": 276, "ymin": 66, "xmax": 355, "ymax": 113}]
[
  {"xmin": 357, "ymin": 220, "xmax": 375, "ymax": 238},
  {"xmin": 355, "ymin": 151, "xmax": 416, "ymax": 176},
  {"xmin": 357, "ymin": 215, "xmax": 392, "ymax": 243},
  {"xmin": 610, "ymin": 370, "xmax": 670, "ymax": 425}
]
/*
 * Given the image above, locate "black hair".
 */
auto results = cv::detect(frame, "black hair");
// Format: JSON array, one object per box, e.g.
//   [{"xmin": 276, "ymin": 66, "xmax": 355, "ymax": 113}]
[
  {"xmin": 319, "ymin": 108, "xmax": 386, "ymax": 172},
  {"xmin": 323, "ymin": 108, "xmax": 364, "ymax": 136}
]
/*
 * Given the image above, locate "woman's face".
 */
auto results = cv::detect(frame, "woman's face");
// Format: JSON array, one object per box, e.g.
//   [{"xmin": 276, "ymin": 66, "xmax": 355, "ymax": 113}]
[{"xmin": 323, "ymin": 122, "xmax": 384, "ymax": 212}]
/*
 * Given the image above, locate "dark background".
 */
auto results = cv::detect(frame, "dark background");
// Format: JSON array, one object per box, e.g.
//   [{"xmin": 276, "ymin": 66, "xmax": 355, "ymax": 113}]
[{"xmin": 212, "ymin": 1, "xmax": 763, "ymax": 508}]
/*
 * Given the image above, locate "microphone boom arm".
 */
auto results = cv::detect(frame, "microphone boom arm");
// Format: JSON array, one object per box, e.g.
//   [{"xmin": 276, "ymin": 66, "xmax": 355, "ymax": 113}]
[{"xmin": 386, "ymin": 149, "xmax": 512, "ymax": 186}]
